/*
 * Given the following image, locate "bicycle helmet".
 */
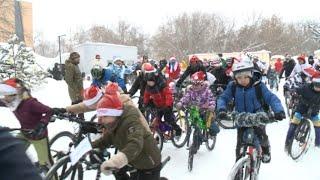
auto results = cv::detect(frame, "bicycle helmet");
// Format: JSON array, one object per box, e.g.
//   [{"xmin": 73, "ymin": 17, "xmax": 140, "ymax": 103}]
[
  {"xmin": 142, "ymin": 63, "xmax": 156, "ymax": 73},
  {"xmin": 232, "ymin": 59, "xmax": 254, "ymax": 78},
  {"xmin": 191, "ymin": 71, "xmax": 206, "ymax": 85},
  {"xmin": 189, "ymin": 55, "xmax": 200, "ymax": 64},
  {"xmin": 91, "ymin": 65, "xmax": 104, "ymax": 79}
]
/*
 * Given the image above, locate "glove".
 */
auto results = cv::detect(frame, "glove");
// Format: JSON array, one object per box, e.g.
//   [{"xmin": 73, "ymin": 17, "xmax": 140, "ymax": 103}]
[
  {"xmin": 274, "ymin": 111, "xmax": 286, "ymax": 120},
  {"xmin": 52, "ymin": 107, "xmax": 66, "ymax": 115},
  {"xmin": 100, "ymin": 152, "xmax": 128, "ymax": 176},
  {"xmin": 31, "ymin": 122, "xmax": 47, "ymax": 138},
  {"xmin": 217, "ymin": 109, "xmax": 227, "ymax": 119}
]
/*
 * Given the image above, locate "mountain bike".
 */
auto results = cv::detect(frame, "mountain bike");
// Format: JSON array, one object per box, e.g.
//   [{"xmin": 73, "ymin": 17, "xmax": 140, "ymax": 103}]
[
  {"xmin": 217, "ymin": 111, "xmax": 276, "ymax": 180},
  {"xmin": 46, "ymin": 113, "xmax": 104, "ymax": 180},
  {"xmin": 288, "ymin": 108, "xmax": 316, "ymax": 161},
  {"xmin": 187, "ymin": 106, "xmax": 216, "ymax": 172}
]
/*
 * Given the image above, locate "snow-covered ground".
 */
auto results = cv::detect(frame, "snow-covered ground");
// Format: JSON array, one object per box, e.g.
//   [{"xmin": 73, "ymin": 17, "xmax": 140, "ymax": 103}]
[{"xmin": 0, "ymin": 78, "xmax": 319, "ymax": 180}]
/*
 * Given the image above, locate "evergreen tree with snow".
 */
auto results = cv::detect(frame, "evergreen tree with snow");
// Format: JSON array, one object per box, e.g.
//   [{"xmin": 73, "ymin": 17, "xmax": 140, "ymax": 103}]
[{"xmin": 0, "ymin": 35, "xmax": 49, "ymax": 88}]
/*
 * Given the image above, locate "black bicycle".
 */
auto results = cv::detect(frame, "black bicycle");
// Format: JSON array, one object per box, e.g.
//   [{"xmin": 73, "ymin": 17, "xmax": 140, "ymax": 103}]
[
  {"xmin": 46, "ymin": 113, "xmax": 104, "ymax": 180},
  {"xmin": 217, "ymin": 111, "xmax": 276, "ymax": 180},
  {"xmin": 287, "ymin": 108, "xmax": 316, "ymax": 161}
]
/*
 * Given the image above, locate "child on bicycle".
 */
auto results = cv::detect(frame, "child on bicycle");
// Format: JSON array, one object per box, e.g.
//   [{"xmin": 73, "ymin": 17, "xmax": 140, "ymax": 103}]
[
  {"xmin": 285, "ymin": 73, "xmax": 320, "ymax": 151},
  {"xmin": 143, "ymin": 67, "xmax": 182, "ymax": 136},
  {"xmin": 0, "ymin": 78, "xmax": 54, "ymax": 171},
  {"xmin": 216, "ymin": 59, "xmax": 285, "ymax": 163},
  {"xmin": 176, "ymin": 71, "xmax": 220, "ymax": 137}
]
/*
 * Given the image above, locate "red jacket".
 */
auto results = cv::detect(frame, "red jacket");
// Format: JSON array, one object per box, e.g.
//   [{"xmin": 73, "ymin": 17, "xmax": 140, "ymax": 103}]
[
  {"xmin": 144, "ymin": 86, "xmax": 173, "ymax": 108},
  {"xmin": 274, "ymin": 59, "xmax": 283, "ymax": 73},
  {"xmin": 165, "ymin": 62, "xmax": 181, "ymax": 81}
]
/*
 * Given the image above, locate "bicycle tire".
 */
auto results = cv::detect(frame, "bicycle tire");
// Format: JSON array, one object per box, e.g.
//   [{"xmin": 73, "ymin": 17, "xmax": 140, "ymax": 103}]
[
  {"xmin": 289, "ymin": 119, "xmax": 314, "ymax": 161},
  {"xmin": 204, "ymin": 130, "xmax": 216, "ymax": 151},
  {"xmin": 228, "ymin": 155, "xmax": 251, "ymax": 180},
  {"xmin": 49, "ymin": 131, "xmax": 76, "ymax": 161},
  {"xmin": 188, "ymin": 127, "xmax": 200, "ymax": 172},
  {"xmin": 45, "ymin": 155, "xmax": 83, "ymax": 180},
  {"xmin": 153, "ymin": 130, "xmax": 164, "ymax": 151},
  {"xmin": 171, "ymin": 110, "xmax": 190, "ymax": 148}
]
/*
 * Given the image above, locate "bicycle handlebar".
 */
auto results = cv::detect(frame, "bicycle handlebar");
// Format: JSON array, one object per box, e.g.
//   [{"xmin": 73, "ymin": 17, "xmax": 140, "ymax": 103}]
[{"xmin": 217, "ymin": 111, "xmax": 277, "ymax": 129}]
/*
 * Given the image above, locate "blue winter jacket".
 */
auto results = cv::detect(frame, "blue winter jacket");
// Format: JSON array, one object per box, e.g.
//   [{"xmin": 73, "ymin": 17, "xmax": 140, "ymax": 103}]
[
  {"xmin": 217, "ymin": 81, "xmax": 284, "ymax": 113},
  {"xmin": 92, "ymin": 68, "xmax": 126, "ymax": 90}
]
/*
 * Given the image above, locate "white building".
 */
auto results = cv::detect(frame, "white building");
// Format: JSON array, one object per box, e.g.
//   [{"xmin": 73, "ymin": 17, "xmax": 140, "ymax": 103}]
[{"xmin": 74, "ymin": 42, "xmax": 138, "ymax": 74}]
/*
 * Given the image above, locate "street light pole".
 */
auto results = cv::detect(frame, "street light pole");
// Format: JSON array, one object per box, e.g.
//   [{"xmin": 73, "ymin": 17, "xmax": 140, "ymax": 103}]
[{"xmin": 58, "ymin": 34, "xmax": 66, "ymax": 64}]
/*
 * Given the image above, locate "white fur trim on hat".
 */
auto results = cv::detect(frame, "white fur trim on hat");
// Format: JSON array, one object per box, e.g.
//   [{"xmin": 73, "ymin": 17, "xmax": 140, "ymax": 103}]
[
  {"xmin": 83, "ymin": 91, "xmax": 103, "ymax": 106},
  {"xmin": 0, "ymin": 84, "xmax": 17, "ymax": 96},
  {"xmin": 312, "ymin": 78, "xmax": 320, "ymax": 83},
  {"xmin": 97, "ymin": 108, "xmax": 123, "ymax": 117}
]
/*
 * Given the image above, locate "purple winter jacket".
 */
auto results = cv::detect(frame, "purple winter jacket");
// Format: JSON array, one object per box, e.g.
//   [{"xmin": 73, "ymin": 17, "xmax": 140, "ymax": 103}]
[
  {"xmin": 179, "ymin": 84, "xmax": 216, "ymax": 111},
  {"xmin": 0, "ymin": 98, "xmax": 53, "ymax": 139}
]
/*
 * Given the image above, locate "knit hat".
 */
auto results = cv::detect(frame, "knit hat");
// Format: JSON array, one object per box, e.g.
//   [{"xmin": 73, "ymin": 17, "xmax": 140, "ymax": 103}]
[
  {"xmin": 96, "ymin": 83, "xmax": 123, "ymax": 117},
  {"xmin": 83, "ymin": 85, "xmax": 103, "ymax": 106},
  {"xmin": 95, "ymin": 54, "xmax": 101, "ymax": 59},
  {"xmin": 0, "ymin": 78, "xmax": 18, "ymax": 96}
]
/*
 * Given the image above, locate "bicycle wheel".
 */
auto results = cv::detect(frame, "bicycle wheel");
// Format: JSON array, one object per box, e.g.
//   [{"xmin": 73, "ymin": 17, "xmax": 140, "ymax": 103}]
[
  {"xmin": 188, "ymin": 127, "xmax": 199, "ymax": 172},
  {"xmin": 45, "ymin": 155, "xmax": 83, "ymax": 180},
  {"xmin": 171, "ymin": 110, "xmax": 190, "ymax": 148},
  {"xmin": 228, "ymin": 155, "xmax": 251, "ymax": 180},
  {"xmin": 289, "ymin": 120, "xmax": 314, "ymax": 161},
  {"xmin": 153, "ymin": 129, "xmax": 164, "ymax": 151},
  {"xmin": 204, "ymin": 130, "xmax": 216, "ymax": 151},
  {"xmin": 49, "ymin": 131, "xmax": 76, "ymax": 162}
]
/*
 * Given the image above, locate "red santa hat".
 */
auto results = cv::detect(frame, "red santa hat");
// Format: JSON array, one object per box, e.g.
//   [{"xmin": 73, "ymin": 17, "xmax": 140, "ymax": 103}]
[
  {"xmin": 96, "ymin": 83, "xmax": 123, "ymax": 117},
  {"xmin": 312, "ymin": 72, "xmax": 320, "ymax": 83},
  {"xmin": 82, "ymin": 85, "xmax": 103, "ymax": 106},
  {"xmin": 0, "ymin": 78, "xmax": 18, "ymax": 96}
]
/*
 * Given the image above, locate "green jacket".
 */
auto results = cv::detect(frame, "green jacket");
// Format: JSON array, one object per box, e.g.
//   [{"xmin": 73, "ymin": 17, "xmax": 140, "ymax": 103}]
[
  {"xmin": 93, "ymin": 104, "xmax": 161, "ymax": 170},
  {"xmin": 64, "ymin": 59, "xmax": 83, "ymax": 102}
]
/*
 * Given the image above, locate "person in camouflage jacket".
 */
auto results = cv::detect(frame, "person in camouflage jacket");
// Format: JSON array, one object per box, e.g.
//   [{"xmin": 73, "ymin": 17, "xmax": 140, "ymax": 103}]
[
  {"xmin": 93, "ymin": 83, "xmax": 162, "ymax": 180},
  {"xmin": 64, "ymin": 52, "xmax": 83, "ymax": 104}
]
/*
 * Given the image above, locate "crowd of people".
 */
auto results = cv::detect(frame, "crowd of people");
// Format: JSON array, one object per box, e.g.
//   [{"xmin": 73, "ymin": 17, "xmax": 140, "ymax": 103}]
[{"xmin": 1, "ymin": 51, "xmax": 320, "ymax": 180}]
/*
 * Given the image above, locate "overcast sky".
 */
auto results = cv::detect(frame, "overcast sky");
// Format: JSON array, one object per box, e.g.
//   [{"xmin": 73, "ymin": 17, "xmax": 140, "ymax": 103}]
[{"xmin": 31, "ymin": 0, "xmax": 320, "ymax": 41}]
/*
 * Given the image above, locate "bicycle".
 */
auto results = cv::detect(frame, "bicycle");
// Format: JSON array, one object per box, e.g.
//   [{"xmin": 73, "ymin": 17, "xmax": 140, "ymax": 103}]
[
  {"xmin": 46, "ymin": 113, "xmax": 104, "ymax": 180},
  {"xmin": 146, "ymin": 105, "xmax": 190, "ymax": 151},
  {"xmin": 287, "ymin": 108, "xmax": 316, "ymax": 161},
  {"xmin": 186, "ymin": 106, "xmax": 217, "ymax": 172},
  {"xmin": 216, "ymin": 111, "xmax": 276, "ymax": 180}
]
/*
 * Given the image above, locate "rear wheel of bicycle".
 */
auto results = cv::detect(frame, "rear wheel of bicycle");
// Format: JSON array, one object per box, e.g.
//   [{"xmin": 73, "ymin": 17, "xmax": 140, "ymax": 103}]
[
  {"xmin": 49, "ymin": 131, "xmax": 76, "ymax": 162},
  {"xmin": 45, "ymin": 155, "xmax": 83, "ymax": 180},
  {"xmin": 171, "ymin": 110, "xmax": 190, "ymax": 148},
  {"xmin": 289, "ymin": 120, "xmax": 312, "ymax": 160},
  {"xmin": 204, "ymin": 130, "xmax": 216, "ymax": 151},
  {"xmin": 228, "ymin": 155, "xmax": 251, "ymax": 180}
]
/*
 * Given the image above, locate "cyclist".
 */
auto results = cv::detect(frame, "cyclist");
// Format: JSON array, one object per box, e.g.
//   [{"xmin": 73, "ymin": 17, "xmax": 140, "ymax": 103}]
[
  {"xmin": 93, "ymin": 83, "xmax": 162, "ymax": 180},
  {"xmin": 176, "ymin": 71, "xmax": 220, "ymax": 137},
  {"xmin": 284, "ymin": 73, "xmax": 320, "ymax": 151},
  {"xmin": 216, "ymin": 59, "xmax": 285, "ymax": 163},
  {"xmin": 0, "ymin": 78, "xmax": 54, "ymax": 171},
  {"xmin": 143, "ymin": 67, "xmax": 182, "ymax": 136},
  {"xmin": 165, "ymin": 57, "xmax": 181, "ymax": 83},
  {"xmin": 175, "ymin": 55, "xmax": 207, "ymax": 89}
]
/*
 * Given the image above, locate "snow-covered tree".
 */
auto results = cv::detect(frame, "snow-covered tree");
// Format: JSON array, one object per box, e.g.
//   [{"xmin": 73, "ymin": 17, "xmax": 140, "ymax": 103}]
[
  {"xmin": 308, "ymin": 24, "xmax": 320, "ymax": 42},
  {"xmin": 0, "ymin": 35, "xmax": 49, "ymax": 88}
]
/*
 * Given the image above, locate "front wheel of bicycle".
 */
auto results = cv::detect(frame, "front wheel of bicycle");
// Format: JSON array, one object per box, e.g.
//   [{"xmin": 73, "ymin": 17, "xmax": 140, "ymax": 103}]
[
  {"xmin": 49, "ymin": 131, "xmax": 76, "ymax": 162},
  {"xmin": 45, "ymin": 155, "xmax": 83, "ymax": 180},
  {"xmin": 228, "ymin": 155, "xmax": 251, "ymax": 180},
  {"xmin": 289, "ymin": 119, "xmax": 314, "ymax": 161},
  {"xmin": 204, "ymin": 130, "xmax": 216, "ymax": 151},
  {"xmin": 171, "ymin": 110, "xmax": 190, "ymax": 148}
]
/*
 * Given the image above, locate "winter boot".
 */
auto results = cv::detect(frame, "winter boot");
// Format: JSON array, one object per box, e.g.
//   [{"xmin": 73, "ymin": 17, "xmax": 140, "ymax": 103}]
[
  {"xmin": 209, "ymin": 122, "xmax": 220, "ymax": 136},
  {"xmin": 261, "ymin": 146, "xmax": 271, "ymax": 163},
  {"xmin": 314, "ymin": 127, "xmax": 320, "ymax": 147}
]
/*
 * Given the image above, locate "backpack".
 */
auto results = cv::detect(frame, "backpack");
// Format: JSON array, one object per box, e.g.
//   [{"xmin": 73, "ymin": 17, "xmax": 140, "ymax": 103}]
[{"xmin": 231, "ymin": 81, "xmax": 270, "ymax": 112}]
